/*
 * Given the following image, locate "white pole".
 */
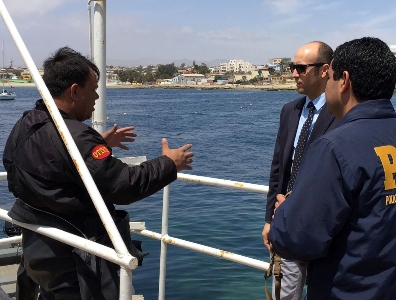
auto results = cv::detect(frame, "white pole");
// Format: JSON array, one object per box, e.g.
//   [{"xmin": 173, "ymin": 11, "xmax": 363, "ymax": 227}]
[
  {"xmin": 91, "ymin": 0, "xmax": 106, "ymax": 134},
  {"xmin": 88, "ymin": 1, "xmax": 93, "ymax": 59},
  {"xmin": 119, "ymin": 268, "xmax": 133, "ymax": 299},
  {"xmin": 136, "ymin": 229, "xmax": 270, "ymax": 271},
  {"xmin": 90, "ymin": 2, "xmax": 134, "ymax": 299},
  {"xmin": 0, "ymin": 235, "xmax": 21, "ymax": 246},
  {"xmin": 158, "ymin": 185, "xmax": 170, "ymax": 300},
  {"xmin": 0, "ymin": 0, "xmax": 130, "ymax": 258},
  {"xmin": 0, "ymin": 209, "xmax": 137, "ymax": 269},
  {"xmin": 177, "ymin": 173, "xmax": 268, "ymax": 193}
]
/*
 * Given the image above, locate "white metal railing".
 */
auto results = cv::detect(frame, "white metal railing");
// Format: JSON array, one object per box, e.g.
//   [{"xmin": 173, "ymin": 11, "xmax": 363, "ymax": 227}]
[
  {"xmin": 0, "ymin": 208, "xmax": 137, "ymax": 270},
  {"xmin": 0, "ymin": 1, "xmax": 271, "ymax": 299},
  {"xmin": 0, "ymin": 172, "xmax": 270, "ymax": 299},
  {"xmin": 154, "ymin": 174, "xmax": 269, "ymax": 300},
  {"xmin": 0, "ymin": 1, "xmax": 134, "ymax": 298}
]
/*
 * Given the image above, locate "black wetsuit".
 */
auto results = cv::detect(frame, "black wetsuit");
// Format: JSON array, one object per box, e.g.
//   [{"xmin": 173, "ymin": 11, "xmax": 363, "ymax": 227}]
[{"xmin": 3, "ymin": 99, "xmax": 177, "ymax": 299}]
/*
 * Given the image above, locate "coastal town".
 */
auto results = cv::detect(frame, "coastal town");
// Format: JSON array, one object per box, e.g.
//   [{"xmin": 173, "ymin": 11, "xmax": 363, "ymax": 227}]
[{"xmin": 2, "ymin": 44, "xmax": 396, "ymax": 91}]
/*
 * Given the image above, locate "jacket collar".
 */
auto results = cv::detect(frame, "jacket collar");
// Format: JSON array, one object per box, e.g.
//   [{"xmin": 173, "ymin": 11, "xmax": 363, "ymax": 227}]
[
  {"xmin": 35, "ymin": 99, "xmax": 73, "ymax": 120},
  {"xmin": 339, "ymin": 99, "xmax": 396, "ymax": 127}
]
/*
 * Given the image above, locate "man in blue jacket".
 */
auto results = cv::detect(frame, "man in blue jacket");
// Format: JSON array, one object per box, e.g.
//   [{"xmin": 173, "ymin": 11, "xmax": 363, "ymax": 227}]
[
  {"xmin": 270, "ymin": 37, "xmax": 396, "ymax": 299},
  {"xmin": 262, "ymin": 41, "xmax": 338, "ymax": 299}
]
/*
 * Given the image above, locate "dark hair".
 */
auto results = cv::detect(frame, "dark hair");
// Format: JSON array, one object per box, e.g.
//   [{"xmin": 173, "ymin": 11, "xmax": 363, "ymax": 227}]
[
  {"xmin": 317, "ymin": 42, "xmax": 333, "ymax": 64},
  {"xmin": 309, "ymin": 41, "xmax": 333, "ymax": 75},
  {"xmin": 42, "ymin": 47, "xmax": 100, "ymax": 97},
  {"xmin": 332, "ymin": 37, "xmax": 396, "ymax": 101}
]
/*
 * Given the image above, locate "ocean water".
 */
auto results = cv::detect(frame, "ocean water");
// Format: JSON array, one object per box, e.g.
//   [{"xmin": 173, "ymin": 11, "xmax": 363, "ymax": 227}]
[{"xmin": 1, "ymin": 87, "xmax": 395, "ymax": 300}]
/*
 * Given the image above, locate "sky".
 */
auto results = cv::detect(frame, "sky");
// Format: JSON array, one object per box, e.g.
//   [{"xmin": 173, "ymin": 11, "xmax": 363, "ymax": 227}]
[{"xmin": 0, "ymin": 0, "xmax": 396, "ymax": 68}]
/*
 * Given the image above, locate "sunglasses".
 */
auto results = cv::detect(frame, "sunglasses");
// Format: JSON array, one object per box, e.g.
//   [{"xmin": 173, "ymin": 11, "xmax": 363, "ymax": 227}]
[{"xmin": 289, "ymin": 63, "xmax": 326, "ymax": 75}]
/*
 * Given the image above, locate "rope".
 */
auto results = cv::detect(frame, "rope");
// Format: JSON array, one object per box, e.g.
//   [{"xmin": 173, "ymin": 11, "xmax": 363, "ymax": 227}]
[{"xmin": 264, "ymin": 247, "xmax": 282, "ymax": 300}]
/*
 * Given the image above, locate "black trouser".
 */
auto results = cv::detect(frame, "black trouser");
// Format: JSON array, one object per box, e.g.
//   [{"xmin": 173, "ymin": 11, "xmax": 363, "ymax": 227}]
[
  {"xmin": 19, "ymin": 210, "xmax": 146, "ymax": 300},
  {"xmin": 21, "ymin": 229, "xmax": 126, "ymax": 300},
  {"xmin": 21, "ymin": 229, "xmax": 83, "ymax": 299},
  {"xmin": 21, "ymin": 229, "xmax": 125, "ymax": 300}
]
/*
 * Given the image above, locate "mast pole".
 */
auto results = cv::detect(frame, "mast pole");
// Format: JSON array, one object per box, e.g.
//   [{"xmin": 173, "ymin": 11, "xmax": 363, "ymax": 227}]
[
  {"xmin": 2, "ymin": 41, "xmax": 4, "ymax": 90},
  {"xmin": 91, "ymin": 0, "xmax": 107, "ymax": 134}
]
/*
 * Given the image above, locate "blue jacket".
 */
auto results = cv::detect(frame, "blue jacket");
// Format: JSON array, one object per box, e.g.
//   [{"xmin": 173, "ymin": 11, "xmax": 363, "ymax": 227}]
[
  {"xmin": 265, "ymin": 96, "xmax": 338, "ymax": 222},
  {"xmin": 270, "ymin": 99, "xmax": 396, "ymax": 299}
]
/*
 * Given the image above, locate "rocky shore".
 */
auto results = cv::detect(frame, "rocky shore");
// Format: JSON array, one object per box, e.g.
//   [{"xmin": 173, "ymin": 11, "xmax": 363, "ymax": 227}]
[
  {"xmin": 107, "ymin": 83, "xmax": 297, "ymax": 90},
  {"xmin": 7, "ymin": 81, "xmax": 297, "ymax": 91}
]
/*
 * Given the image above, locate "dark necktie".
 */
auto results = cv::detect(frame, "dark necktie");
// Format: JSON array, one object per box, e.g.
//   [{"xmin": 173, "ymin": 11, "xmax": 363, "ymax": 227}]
[{"xmin": 288, "ymin": 101, "xmax": 315, "ymax": 192}]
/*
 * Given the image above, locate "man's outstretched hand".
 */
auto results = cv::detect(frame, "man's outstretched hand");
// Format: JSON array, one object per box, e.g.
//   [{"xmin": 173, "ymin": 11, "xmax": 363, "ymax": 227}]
[
  {"xmin": 162, "ymin": 138, "xmax": 193, "ymax": 171},
  {"xmin": 102, "ymin": 124, "xmax": 137, "ymax": 150}
]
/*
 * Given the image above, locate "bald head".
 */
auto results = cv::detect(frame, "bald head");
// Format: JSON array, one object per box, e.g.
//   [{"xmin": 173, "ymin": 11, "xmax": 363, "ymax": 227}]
[
  {"xmin": 292, "ymin": 41, "xmax": 333, "ymax": 99},
  {"xmin": 294, "ymin": 41, "xmax": 333, "ymax": 67}
]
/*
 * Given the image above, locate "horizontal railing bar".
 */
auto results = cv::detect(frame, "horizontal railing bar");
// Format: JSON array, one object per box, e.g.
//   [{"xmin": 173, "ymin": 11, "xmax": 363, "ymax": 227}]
[
  {"xmin": 0, "ymin": 236, "xmax": 21, "ymax": 246},
  {"xmin": 129, "ymin": 222, "xmax": 146, "ymax": 230},
  {"xmin": 0, "ymin": 171, "xmax": 269, "ymax": 195},
  {"xmin": 0, "ymin": 208, "xmax": 137, "ymax": 270},
  {"xmin": 133, "ymin": 229, "xmax": 269, "ymax": 271},
  {"xmin": 177, "ymin": 173, "xmax": 268, "ymax": 194},
  {"xmin": 0, "ymin": 172, "xmax": 269, "ymax": 194},
  {"xmin": 0, "ymin": 280, "xmax": 17, "ymax": 286}
]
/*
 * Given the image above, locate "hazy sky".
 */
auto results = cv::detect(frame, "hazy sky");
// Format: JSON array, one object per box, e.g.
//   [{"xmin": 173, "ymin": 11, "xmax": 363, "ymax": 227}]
[{"xmin": 1, "ymin": 0, "xmax": 396, "ymax": 68}]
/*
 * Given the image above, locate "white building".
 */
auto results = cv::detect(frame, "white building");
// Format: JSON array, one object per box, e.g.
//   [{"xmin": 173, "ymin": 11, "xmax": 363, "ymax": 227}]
[
  {"xmin": 171, "ymin": 73, "xmax": 205, "ymax": 85},
  {"xmin": 209, "ymin": 66, "xmax": 221, "ymax": 74},
  {"xmin": 219, "ymin": 59, "xmax": 255, "ymax": 74}
]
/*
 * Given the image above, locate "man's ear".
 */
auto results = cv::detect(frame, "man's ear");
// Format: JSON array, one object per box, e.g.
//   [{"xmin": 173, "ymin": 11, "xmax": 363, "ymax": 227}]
[
  {"xmin": 340, "ymin": 71, "xmax": 351, "ymax": 94},
  {"xmin": 321, "ymin": 64, "xmax": 330, "ymax": 79},
  {"xmin": 70, "ymin": 83, "xmax": 79, "ymax": 101}
]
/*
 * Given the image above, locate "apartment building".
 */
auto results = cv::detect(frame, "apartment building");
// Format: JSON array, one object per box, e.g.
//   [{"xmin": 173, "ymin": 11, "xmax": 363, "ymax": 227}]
[{"xmin": 219, "ymin": 59, "xmax": 255, "ymax": 73}]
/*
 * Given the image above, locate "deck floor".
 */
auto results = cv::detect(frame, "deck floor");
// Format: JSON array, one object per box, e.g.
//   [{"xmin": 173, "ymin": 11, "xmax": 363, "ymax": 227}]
[{"xmin": 0, "ymin": 264, "xmax": 144, "ymax": 299}]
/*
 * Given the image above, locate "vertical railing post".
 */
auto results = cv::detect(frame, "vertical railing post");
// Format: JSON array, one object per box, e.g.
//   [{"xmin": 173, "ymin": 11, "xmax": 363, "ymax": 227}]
[
  {"xmin": 119, "ymin": 267, "xmax": 133, "ymax": 300},
  {"xmin": 158, "ymin": 185, "xmax": 170, "ymax": 300},
  {"xmin": 91, "ymin": 0, "xmax": 106, "ymax": 134}
]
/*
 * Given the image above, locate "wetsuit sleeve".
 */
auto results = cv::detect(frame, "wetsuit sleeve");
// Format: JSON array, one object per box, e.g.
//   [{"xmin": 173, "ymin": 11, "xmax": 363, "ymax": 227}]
[
  {"xmin": 70, "ymin": 123, "xmax": 177, "ymax": 205},
  {"xmin": 105, "ymin": 156, "xmax": 177, "ymax": 205},
  {"xmin": 269, "ymin": 138, "xmax": 353, "ymax": 262}
]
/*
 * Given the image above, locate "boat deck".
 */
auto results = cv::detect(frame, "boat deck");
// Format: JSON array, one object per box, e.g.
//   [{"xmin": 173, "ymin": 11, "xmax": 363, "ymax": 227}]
[{"xmin": 0, "ymin": 246, "xmax": 144, "ymax": 299}]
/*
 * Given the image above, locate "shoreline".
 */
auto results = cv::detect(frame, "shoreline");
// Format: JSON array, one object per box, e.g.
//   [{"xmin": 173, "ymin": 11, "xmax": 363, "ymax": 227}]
[
  {"xmin": 8, "ymin": 82, "xmax": 396, "ymax": 92},
  {"xmin": 5, "ymin": 82, "xmax": 297, "ymax": 91},
  {"xmin": 107, "ymin": 83, "xmax": 297, "ymax": 91}
]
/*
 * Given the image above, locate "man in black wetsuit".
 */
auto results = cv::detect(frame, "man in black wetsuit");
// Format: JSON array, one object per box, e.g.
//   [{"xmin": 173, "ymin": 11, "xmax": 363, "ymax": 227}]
[{"xmin": 3, "ymin": 46, "xmax": 194, "ymax": 299}]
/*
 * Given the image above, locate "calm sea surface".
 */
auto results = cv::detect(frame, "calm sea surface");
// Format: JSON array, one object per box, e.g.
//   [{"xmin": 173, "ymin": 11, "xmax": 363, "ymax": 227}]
[{"xmin": 1, "ymin": 87, "xmax": 395, "ymax": 300}]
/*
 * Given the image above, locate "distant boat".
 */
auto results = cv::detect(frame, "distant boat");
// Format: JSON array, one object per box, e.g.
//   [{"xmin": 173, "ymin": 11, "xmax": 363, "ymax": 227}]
[
  {"xmin": 0, "ymin": 88, "xmax": 16, "ymax": 100},
  {"xmin": 267, "ymin": 88, "xmax": 278, "ymax": 91},
  {"xmin": 0, "ymin": 41, "xmax": 15, "ymax": 100}
]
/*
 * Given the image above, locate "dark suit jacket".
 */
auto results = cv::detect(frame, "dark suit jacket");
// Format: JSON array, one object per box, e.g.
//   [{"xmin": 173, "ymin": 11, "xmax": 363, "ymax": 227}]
[{"xmin": 265, "ymin": 96, "xmax": 339, "ymax": 222}]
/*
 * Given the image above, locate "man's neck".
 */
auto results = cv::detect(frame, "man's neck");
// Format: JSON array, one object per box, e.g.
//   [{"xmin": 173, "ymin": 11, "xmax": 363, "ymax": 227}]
[
  {"xmin": 306, "ymin": 91, "xmax": 324, "ymax": 101},
  {"xmin": 54, "ymin": 98, "xmax": 77, "ymax": 120}
]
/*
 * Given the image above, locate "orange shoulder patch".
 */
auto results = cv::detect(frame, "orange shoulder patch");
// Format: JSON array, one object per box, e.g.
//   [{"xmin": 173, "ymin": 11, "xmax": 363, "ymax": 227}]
[{"xmin": 91, "ymin": 145, "xmax": 111, "ymax": 160}]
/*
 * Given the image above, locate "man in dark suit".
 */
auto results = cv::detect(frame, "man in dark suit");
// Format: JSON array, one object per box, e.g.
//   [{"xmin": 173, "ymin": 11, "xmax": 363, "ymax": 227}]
[{"xmin": 262, "ymin": 41, "xmax": 339, "ymax": 300}]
